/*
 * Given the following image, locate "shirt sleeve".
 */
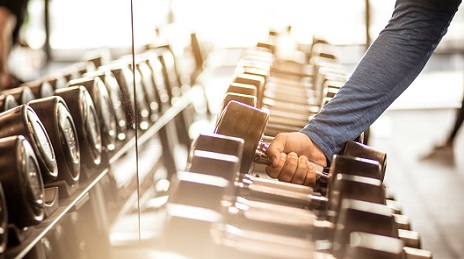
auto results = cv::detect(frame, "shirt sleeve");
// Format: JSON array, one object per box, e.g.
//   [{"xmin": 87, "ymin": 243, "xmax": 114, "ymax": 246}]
[{"xmin": 300, "ymin": 0, "xmax": 462, "ymax": 162}]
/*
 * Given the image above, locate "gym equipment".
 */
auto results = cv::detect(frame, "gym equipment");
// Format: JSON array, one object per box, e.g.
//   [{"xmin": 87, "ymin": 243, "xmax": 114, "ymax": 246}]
[
  {"xmin": 341, "ymin": 140, "xmax": 387, "ymax": 181},
  {"xmin": 188, "ymin": 132, "xmax": 314, "ymax": 195},
  {"xmin": 0, "ymin": 105, "xmax": 57, "ymax": 184},
  {"xmin": 84, "ymin": 69, "xmax": 128, "ymax": 142},
  {"xmin": 107, "ymin": 63, "xmax": 151, "ymax": 131},
  {"xmin": 214, "ymin": 100, "xmax": 327, "ymax": 182},
  {"xmin": 0, "ymin": 95, "xmax": 18, "ymax": 112},
  {"xmin": 28, "ymin": 96, "xmax": 81, "ymax": 197},
  {"xmin": 0, "ymin": 184, "xmax": 7, "ymax": 255},
  {"xmin": 0, "ymin": 136, "xmax": 44, "ymax": 228},
  {"xmin": 2, "ymin": 86, "xmax": 36, "ymax": 105},
  {"xmin": 67, "ymin": 76, "xmax": 117, "ymax": 152},
  {"xmin": 187, "ymin": 151, "xmax": 325, "ymax": 211},
  {"xmin": 21, "ymin": 81, "xmax": 55, "ymax": 99},
  {"xmin": 54, "ymin": 86, "xmax": 102, "ymax": 177}
]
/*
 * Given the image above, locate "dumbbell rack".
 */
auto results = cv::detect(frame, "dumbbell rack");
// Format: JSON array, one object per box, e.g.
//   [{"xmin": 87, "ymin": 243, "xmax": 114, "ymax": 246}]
[
  {"xmin": 0, "ymin": 37, "xmax": 204, "ymax": 258},
  {"xmin": 4, "ymin": 91, "xmax": 193, "ymax": 259},
  {"xmin": 156, "ymin": 30, "xmax": 434, "ymax": 259}
]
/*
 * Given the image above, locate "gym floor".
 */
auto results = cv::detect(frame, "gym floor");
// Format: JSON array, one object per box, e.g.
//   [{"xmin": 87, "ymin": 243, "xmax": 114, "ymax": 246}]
[{"xmin": 371, "ymin": 108, "xmax": 464, "ymax": 259}]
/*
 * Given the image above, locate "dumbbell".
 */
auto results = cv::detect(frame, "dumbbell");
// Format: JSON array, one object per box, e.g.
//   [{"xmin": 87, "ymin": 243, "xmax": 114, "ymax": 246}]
[
  {"xmin": 0, "ymin": 184, "xmax": 6, "ymax": 255},
  {"xmin": 219, "ymin": 87, "xmax": 313, "ymax": 131},
  {"xmin": 188, "ymin": 133, "xmax": 315, "ymax": 195},
  {"xmin": 133, "ymin": 55, "xmax": 162, "ymax": 122},
  {"xmin": 0, "ymin": 136, "xmax": 44, "ymax": 228},
  {"xmin": 54, "ymin": 86, "xmax": 102, "ymax": 177},
  {"xmin": 164, "ymin": 171, "xmax": 422, "ymax": 259},
  {"xmin": 0, "ymin": 94, "xmax": 18, "ymax": 112},
  {"xmin": 187, "ymin": 150, "xmax": 326, "ymax": 211},
  {"xmin": 163, "ymin": 203, "xmax": 322, "ymax": 259},
  {"xmin": 0, "ymin": 105, "xmax": 57, "ymax": 183},
  {"xmin": 67, "ymin": 76, "xmax": 117, "ymax": 152},
  {"xmin": 106, "ymin": 62, "xmax": 151, "ymax": 131},
  {"xmin": 1, "ymin": 86, "xmax": 36, "ymax": 105},
  {"xmin": 42, "ymin": 73, "xmax": 68, "ymax": 91},
  {"xmin": 164, "ymin": 172, "xmax": 328, "ymax": 259},
  {"xmin": 332, "ymin": 199, "xmax": 424, "ymax": 257},
  {"xmin": 20, "ymin": 80, "xmax": 55, "ymax": 99},
  {"xmin": 28, "ymin": 96, "xmax": 80, "ymax": 197},
  {"xmin": 169, "ymin": 168, "xmax": 422, "ymax": 255},
  {"xmin": 84, "ymin": 69, "xmax": 128, "ymax": 142},
  {"xmin": 214, "ymin": 100, "xmax": 327, "ymax": 182},
  {"xmin": 149, "ymin": 46, "xmax": 184, "ymax": 103},
  {"xmin": 138, "ymin": 51, "xmax": 171, "ymax": 113}
]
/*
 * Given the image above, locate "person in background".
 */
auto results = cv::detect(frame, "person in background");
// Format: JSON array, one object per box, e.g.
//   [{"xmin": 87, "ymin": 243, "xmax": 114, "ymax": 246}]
[
  {"xmin": 419, "ymin": 95, "xmax": 464, "ymax": 164},
  {"xmin": 0, "ymin": 0, "xmax": 29, "ymax": 89},
  {"xmin": 265, "ymin": 0, "xmax": 462, "ymax": 186}
]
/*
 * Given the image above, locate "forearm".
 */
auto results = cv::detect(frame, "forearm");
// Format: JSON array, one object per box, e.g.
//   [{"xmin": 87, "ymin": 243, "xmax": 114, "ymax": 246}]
[{"xmin": 301, "ymin": 0, "xmax": 461, "ymax": 161}]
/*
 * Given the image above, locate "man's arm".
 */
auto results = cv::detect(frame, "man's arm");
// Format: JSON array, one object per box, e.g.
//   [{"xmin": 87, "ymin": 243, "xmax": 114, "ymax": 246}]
[{"xmin": 266, "ymin": 0, "xmax": 462, "ymax": 185}]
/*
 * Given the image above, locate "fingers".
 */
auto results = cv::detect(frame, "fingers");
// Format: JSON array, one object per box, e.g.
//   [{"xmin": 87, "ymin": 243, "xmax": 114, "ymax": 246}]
[
  {"xmin": 266, "ymin": 152, "xmax": 316, "ymax": 186},
  {"xmin": 303, "ymin": 163, "xmax": 316, "ymax": 186},
  {"xmin": 278, "ymin": 152, "xmax": 299, "ymax": 182},
  {"xmin": 266, "ymin": 153, "xmax": 286, "ymax": 178}
]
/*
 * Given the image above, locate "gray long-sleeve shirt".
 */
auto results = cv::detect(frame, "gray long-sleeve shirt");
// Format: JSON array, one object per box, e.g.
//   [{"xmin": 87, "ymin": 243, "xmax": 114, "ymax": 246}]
[{"xmin": 300, "ymin": 0, "xmax": 462, "ymax": 162}]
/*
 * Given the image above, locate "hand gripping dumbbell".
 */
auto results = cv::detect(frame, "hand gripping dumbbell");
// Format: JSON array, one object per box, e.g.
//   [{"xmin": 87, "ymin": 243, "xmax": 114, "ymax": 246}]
[
  {"xmin": 189, "ymin": 129, "xmax": 417, "ymax": 242},
  {"xmin": 213, "ymin": 100, "xmax": 328, "ymax": 184},
  {"xmin": 187, "ymin": 149, "xmax": 326, "ymax": 212}
]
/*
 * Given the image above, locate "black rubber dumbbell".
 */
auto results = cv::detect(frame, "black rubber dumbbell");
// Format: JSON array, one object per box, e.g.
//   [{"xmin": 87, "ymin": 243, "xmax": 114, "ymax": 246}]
[
  {"xmin": 28, "ymin": 96, "xmax": 81, "ymax": 197},
  {"xmin": 0, "ymin": 105, "xmax": 57, "ymax": 183}
]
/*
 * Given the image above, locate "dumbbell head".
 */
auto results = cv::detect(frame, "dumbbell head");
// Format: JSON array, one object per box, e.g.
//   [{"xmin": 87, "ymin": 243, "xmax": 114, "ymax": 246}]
[
  {"xmin": 67, "ymin": 76, "xmax": 117, "ymax": 152},
  {"xmin": 0, "ymin": 94, "xmax": 18, "ymax": 112},
  {"xmin": 168, "ymin": 171, "xmax": 231, "ymax": 213},
  {"xmin": 54, "ymin": 86, "xmax": 102, "ymax": 174},
  {"xmin": 342, "ymin": 140, "xmax": 387, "ymax": 181},
  {"xmin": 189, "ymin": 132, "xmax": 244, "ymax": 162},
  {"xmin": 0, "ymin": 184, "xmax": 6, "ymax": 254},
  {"xmin": 328, "ymin": 174, "xmax": 386, "ymax": 222},
  {"xmin": 85, "ymin": 69, "xmax": 128, "ymax": 141},
  {"xmin": 227, "ymin": 83, "xmax": 257, "ymax": 98},
  {"xmin": 214, "ymin": 101, "xmax": 269, "ymax": 174},
  {"xmin": 328, "ymin": 155, "xmax": 382, "ymax": 190},
  {"xmin": 0, "ymin": 135, "xmax": 45, "ymax": 228},
  {"xmin": 344, "ymin": 232, "xmax": 404, "ymax": 259},
  {"xmin": 187, "ymin": 150, "xmax": 241, "ymax": 183},
  {"xmin": 0, "ymin": 105, "xmax": 58, "ymax": 183},
  {"xmin": 28, "ymin": 96, "xmax": 80, "ymax": 188},
  {"xmin": 108, "ymin": 63, "xmax": 151, "ymax": 130},
  {"xmin": 332, "ymin": 199, "xmax": 400, "ymax": 258},
  {"xmin": 163, "ymin": 204, "xmax": 221, "ymax": 258},
  {"xmin": 21, "ymin": 81, "xmax": 55, "ymax": 99},
  {"xmin": 2, "ymin": 86, "xmax": 36, "ymax": 105},
  {"xmin": 220, "ymin": 93, "xmax": 257, "ymax": 112}
]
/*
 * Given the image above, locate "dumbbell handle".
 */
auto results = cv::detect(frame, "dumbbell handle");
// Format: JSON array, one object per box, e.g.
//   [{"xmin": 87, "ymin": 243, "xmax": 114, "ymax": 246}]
[{"xmin": 254, "ymin": 141, "xmax": 329, "ymax": 183}]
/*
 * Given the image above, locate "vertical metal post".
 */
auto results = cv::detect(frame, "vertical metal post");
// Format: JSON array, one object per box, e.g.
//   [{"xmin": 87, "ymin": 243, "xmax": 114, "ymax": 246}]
[
  {"xmin": 365, "ymin": 0, "xmax": 371, "ymax": 50},
  {"xmin": 44, "ymin": 0, "xmax": 52, "ymax": 61}
]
